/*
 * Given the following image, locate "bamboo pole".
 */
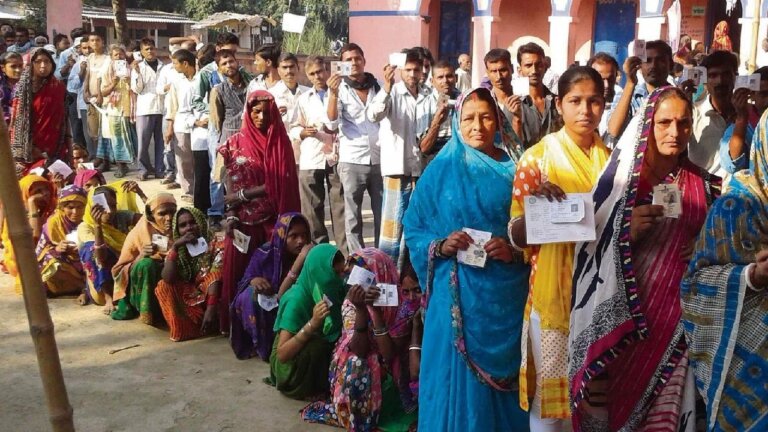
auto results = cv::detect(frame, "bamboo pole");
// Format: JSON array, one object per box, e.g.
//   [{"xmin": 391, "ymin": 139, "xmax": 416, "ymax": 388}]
[
  {"xmin": 749, "ymin": 0, "xmax": 762, "ymax": 74},
  {"xmin": 0, "ymin": 119, "xmax": 75, "ymax": 430}
]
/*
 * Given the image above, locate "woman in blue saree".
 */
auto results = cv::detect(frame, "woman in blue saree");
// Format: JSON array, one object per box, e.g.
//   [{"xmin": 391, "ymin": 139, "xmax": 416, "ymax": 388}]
[
  {"xmin": 402, "ymin": 87, "xmax": 530, "ymax": 431},
  {"xmin": 681, "ymin": 109, "xmax": 768, "ymax": 432}
]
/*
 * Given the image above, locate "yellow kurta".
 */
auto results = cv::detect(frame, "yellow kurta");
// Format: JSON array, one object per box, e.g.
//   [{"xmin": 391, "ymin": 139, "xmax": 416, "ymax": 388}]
[{"xmin": 511, "ymin": 129, "xmax": 610, "ymax": 418}]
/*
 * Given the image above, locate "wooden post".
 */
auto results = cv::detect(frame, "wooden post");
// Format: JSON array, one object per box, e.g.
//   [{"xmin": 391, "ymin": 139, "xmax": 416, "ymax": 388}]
[{"xmin": 0, "ymin": 119, "xmax": 74, "ymax": 430}]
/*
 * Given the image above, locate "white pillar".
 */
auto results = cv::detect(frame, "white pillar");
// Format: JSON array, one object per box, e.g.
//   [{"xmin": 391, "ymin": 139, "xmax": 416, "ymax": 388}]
[
  {"xmin": 636, "ymin": 16, "xmax": 666, "ymax": 41},
  {"xmin": 471, "ymin": 15, "xmax": 499, "ymax": 87},
  {"xmin": 738, "ymin": 17, "xmax": 755, "ymax": 74},
  {"xmin": 548, "ymin": 15, "xmax": 573, "ymax": 73}
]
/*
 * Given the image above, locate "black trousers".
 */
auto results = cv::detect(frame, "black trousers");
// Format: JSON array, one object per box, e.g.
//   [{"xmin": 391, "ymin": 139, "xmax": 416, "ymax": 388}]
[{"xmin": 193, "ymin": 150, "xmax": 211, "ymax": 213}]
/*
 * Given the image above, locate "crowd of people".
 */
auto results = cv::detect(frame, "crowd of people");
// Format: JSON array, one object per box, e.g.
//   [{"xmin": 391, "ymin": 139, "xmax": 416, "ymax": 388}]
[{"xmin": 0, "ymin": 20, "xmax": 766, "ymax": 432}]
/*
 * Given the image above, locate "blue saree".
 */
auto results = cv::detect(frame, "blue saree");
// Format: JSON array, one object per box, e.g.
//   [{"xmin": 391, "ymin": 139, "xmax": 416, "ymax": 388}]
[
  {"xmin": 402, "ymin": 87, "xmax": 530, "ymax": 431},
  {"xmin": 681, "ymin": 109, "xmax": 768, "ymax": 431}
]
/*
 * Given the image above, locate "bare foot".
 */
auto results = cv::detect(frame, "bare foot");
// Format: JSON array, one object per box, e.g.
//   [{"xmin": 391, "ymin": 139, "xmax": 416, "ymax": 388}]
[
  {"xmin": 102, "ymin": 303, "xmax": 115, "ymax": 315},
  {"xmin": 76, "ymin": 294, "xmax": 88, "ymax": 306}
]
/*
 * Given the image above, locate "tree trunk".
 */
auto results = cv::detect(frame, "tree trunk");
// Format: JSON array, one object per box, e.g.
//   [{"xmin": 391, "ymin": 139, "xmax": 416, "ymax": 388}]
[
  {"xmin": 112, "ymin": 0, "xmax": 129, "ymax": 47},
  {"xmin": 0, "ymin": 121, "xmax": 74, "ymax": 430}
]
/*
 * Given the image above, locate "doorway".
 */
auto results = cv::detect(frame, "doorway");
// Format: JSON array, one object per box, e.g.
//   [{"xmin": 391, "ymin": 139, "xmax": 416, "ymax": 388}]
[
  {"xmin": 438, "ymin": 0, "xmax": 472, "ymax": 66},
  {"xmin": 593, "ymin": 0, "xmax": 637, "ymax": 85},
  {"xmin": 705, "ymin": 0, "xmax": 742, "ymax": 53}
]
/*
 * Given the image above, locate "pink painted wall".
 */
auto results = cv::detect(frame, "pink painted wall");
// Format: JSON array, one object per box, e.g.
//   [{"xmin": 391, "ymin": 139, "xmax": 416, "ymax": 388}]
[
  {"xmin": 496, "ymin": 0, "xmax": 551, "ymax": 54},
  {"xmin": 570, "ymin": 0, "xmax": 597, "ymax": 64},
  {"xmin": 680, "ymin": 0, "xmax": 708, "ymax": 44},
  {"xmin": 349, "ymin": 15, "xmax": 425, "ymax": 73},
  {"xmin": 46, "ymin": 0, "xmax": 82, "ymax": 38}
]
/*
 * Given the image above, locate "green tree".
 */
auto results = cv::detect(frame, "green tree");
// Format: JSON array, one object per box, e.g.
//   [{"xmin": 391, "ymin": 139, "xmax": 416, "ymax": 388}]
[{"xmin": 21, "ymin": 0, "xmax": 47, "ymax": 35}]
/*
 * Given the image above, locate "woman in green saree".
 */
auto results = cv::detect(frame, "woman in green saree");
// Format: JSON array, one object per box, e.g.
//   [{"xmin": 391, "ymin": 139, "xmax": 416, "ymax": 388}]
[{"xmin": 270, "ymin": 243, "xmax": 347, "ymax": 400}]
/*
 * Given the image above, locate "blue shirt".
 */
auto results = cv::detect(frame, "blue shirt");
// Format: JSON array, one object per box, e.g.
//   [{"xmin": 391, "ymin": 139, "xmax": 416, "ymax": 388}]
[
  {"xmin": 719, "ymin": 120, "xmax": 755, "ymax": 175},
  {"xmin": 55, "ymin": 46, "xmax": 76, "ymax": 80}
]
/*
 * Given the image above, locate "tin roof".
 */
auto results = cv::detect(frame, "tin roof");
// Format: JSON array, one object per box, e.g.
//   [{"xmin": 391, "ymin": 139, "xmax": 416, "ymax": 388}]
[{"xmin": 81, "ymin": 5, "xmax": 194, "ymax": 24}]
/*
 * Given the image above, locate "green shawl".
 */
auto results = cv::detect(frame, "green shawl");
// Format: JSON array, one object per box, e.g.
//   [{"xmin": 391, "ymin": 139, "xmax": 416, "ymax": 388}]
[
  {"xmin": 273, "ymin": 243, "xmax": 345, "ymax": 342},
  {"xmin": 173, "ymin": 207, "xmax": 211, "ymax": 282}
]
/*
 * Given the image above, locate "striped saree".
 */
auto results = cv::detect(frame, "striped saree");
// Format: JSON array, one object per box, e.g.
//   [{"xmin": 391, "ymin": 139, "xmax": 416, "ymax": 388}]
[{"xmin": 569, "ymin": 88, "xmax": 720, "ymax": 431}]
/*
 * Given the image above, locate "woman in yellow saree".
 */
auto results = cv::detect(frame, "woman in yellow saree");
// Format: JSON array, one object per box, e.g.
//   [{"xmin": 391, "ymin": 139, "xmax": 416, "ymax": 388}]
[
  {"xmin": 35, "ymin": 185, "xmax": 87, "ymax": 296},
  {"xmin": 76, "ymin": 181, "xmax": 142, "ymax": 311},
  {"xmin": 2, "ymin": 174, "xmax": 57, "ymax": 294}
]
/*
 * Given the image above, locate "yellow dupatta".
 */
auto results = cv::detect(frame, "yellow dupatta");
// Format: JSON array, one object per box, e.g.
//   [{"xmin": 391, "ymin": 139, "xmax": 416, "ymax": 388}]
[
  {"xmin": 1, "ymin": 175, "xmax": 57, "ymax": 292},
  {"xmin": 81, "ymin": 180, "xmax": 140, "ymax": 252},
  {"xmin": 533, "ymin": 129, "xmax": 610, "ymax": 331}
]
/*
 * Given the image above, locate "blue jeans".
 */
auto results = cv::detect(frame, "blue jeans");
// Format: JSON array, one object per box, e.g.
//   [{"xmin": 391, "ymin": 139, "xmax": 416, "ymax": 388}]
[{"xmin": 207, "ymin": 127, "xmax": 225, "ymax": 216}]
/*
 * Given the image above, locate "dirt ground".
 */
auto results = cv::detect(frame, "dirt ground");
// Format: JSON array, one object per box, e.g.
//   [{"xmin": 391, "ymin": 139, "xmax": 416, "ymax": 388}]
[{"xmin": 0, "ymin": 173, "xmax": 335, "ymax": 432}]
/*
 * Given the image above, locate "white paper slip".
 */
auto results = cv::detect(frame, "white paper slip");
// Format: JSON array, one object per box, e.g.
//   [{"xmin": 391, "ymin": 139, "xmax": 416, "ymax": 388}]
[
  {"xmin": 457, "ymin": 228, "xmax": 492, "ymax": 268},
  {"xmin": 65, "ymin": 231, "xmax": 79, "ymax": 245},
  {"xmin": 78, "ymin": 162, "xmax": 95, "ymax": 170},
  {"xmin": 652, "ymin": 184, "xmax": 682, "ymax": 218},
  {"xmin": 735, "ymin": 73, "xmax": 761, "ymax": 91},
  {"xmin": 632, "ymin": 39, "xmax": 647, "ymax": 62},
  {"xmin": 233, "ymin": 229, "xmax": 251, "ymax": 254},
  {"xmin": 30, "ymin": 167, "xmax": 45, "ymax": 176},
  {"xmin": 373, "ymin": 283, "xmax": 399, "ymax": 307},
  {"xmin": 512, "ymin": 77, "xmax": 530, "ymax": 97},
  {"xmin": 257, "ymin": 294, "xmax": 279, "ymax": 311},
  {"xmin": 696, "ymin": 66, "xmax": 708, "ymax": 84},
  {"xmin": 186, "ymin": 237, "xmax": 208, "ymax": 257},
  {"xmin": 322, "ymin": 293, "xmax": 333, "ymax": 307},
  {"xmin": 549, "ymin": 196, "xmax": 585, "ymax": 224},
  {"xmin": 682, "ymin": 66, "xmax": 702, "ymax": 86},
  {"xmin": 389, "ymin": 52, "xmax": 407, "ymax": 68},
  {"xmin": 524, "ymin": 193, "xmax": 597, "ymax": 244},
  {"xmin": 331, "ymin": 61, "xmax": 352, "ymax": 77},
  {"xmin": 152, "ymin": 234, "xmax": 169, "ymax": 253},
  {"xmin": 114, "ymin": 59, "xmax": 129, "ymax": 77},
  {"xmin": 348, "ymin": 265, "xmax": 376, "ymax": 289},
  {"xmin": 48, "ymin": 159, "xmax": 73, "ymax": 179},
  {"xmin": 91, "ymin": 193, "xmax": 110, "ymax": 211}
]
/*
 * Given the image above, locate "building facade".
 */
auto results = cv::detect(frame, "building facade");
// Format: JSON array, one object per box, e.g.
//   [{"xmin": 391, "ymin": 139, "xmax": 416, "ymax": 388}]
[{"xmin": 350, "ymin": 0, "xmax": 768, "ymax": 84}]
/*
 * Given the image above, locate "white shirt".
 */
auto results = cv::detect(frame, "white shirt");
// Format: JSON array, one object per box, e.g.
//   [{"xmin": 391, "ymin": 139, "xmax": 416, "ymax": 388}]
[
  {"xmin": 290, "ymin": 87, "xmax": 335, "ymax": 170},
  {"xmin": 270, "ymin": 81, "xmax": 310, "ymax": 162},
  {"xmin": 689, "ymin": 96, "xmax": 727, "ymax": 176},
  {"xmin": 456, "ymin": 68, "xmax": 471, "ymax": 93},
  {"xmin": 366, "ymin": 81, "xmax": 432, "ymax": 177},
  {"xmin": 333, "ymin": 80, "xmax": 381, "ymax": 165},
  {"xmin": 156, "ymin": 65, "xmax": 181, "ymax": 118},
  {"xmin": 130, "ymin": 60, "xmax": 167, "ymax": 116},
  {"xmin": 168, "ymin": 75, "xmax": 197, "ymax": 134}
]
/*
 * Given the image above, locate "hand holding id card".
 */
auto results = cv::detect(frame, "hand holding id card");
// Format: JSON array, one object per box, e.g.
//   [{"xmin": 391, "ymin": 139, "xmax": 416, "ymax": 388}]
[
  {"xmin": 457, "ymin": 228, "xmax": 492, "ymax": 268},
  {"xmin": 331, "ymin": 61, "xmax": 352, "ymax": 77},
  {"xmin": 652, "ymin": 184, "xmax": 682, "ymax": 218}
]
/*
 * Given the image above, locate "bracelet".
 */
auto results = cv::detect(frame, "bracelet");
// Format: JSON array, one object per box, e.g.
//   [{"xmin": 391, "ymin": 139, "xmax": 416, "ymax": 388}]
[
  {"xmin": 166, "ymin": 249, "xmax": 178, "ymax": 261},
  {"xmin": 435, "ymin": 239, "xmax": 447, "ymax": 258},
  {"xmin": 225, "ymin": 215, "xmax": 240, "ymax": 223},
  {"xmin": 745, "ymin": 263, "xmax": 765, "ymax": 292},
  {"xmin": 373, "ymin": 327, "xmax": 389, "ymax": 336},
  {"xmin": 409, "ymin": 346, "xmax": 422, "ymax": 351},
  {"xmin": 238, "ymin": 189, "xmax": 249, "ymax": 202},
  {"xmin": 508, "ymin": 218, "xmax": 525, "ymax": 252},
  {"xmin": 93, "ymin": 242, "xmax": 106, "ymax": 250}
]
